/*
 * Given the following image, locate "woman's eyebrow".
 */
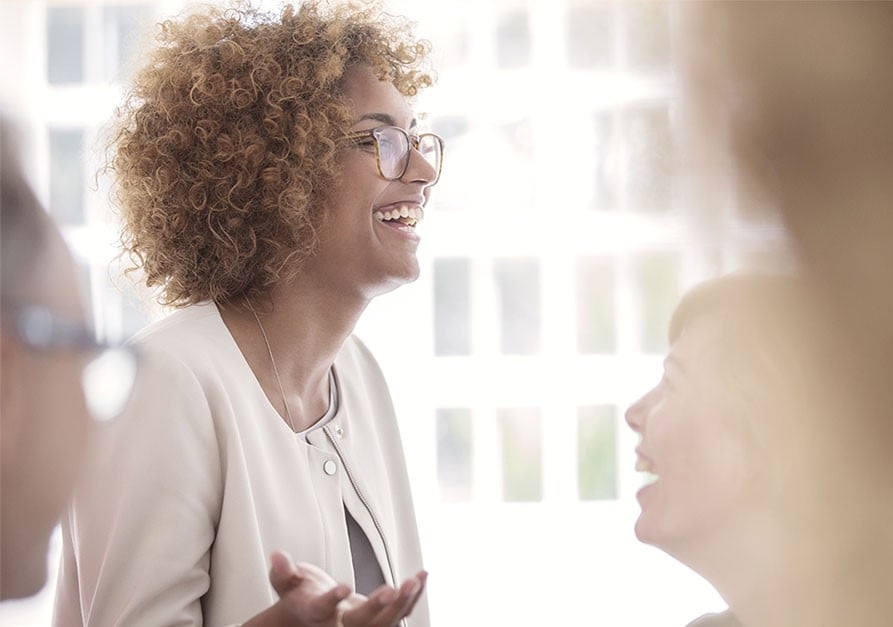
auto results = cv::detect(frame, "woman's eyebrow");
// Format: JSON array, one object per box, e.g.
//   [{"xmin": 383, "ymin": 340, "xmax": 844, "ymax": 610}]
[
  {"xmin": 354, "ymin": 113, "xmax": 418, "ymax": 129},
  {"xmin": 355, "ymin": 113, "xmax": 397, "ymax": 126}
]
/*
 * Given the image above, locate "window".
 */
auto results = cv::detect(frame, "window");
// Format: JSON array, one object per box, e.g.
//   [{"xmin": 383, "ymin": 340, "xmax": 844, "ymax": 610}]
[
  {"xmin": 636, "ymin": 252, "xmax": 681, "ymax": 353},
  {"xmin": 102, "ymin": 4, "xmax": 152, "ymax": 81},
  {"xmin": 494, "ymin": 257, "xmax": 541, "ymax": 355},
  {"xmin": 591, "ymin": 111, "xmax": 620, "ymax": 211},
  {"xmin": 499, "ymin": 407, "xmax": 542, "ymax": 502},
  {"xmin": 47, "ymin": 6, "xmax": 84, "ymax": 84},
  {"xmin": 567, "ymin": 3, "xmax": 616, "ymax": 69},
  {"xmin": 434, "ymin": 258, "xmax": 472, "ymax": 356},
  {"xmin": 496, "ymin": 9, "xmax": 530, "ymax": 69},
  {"xmin": 623, "ymin": 105, "xmax": 674, "ymax": 214},
  {"xmin": 49, "ymin": 128, "xmax": 85, "ymax": 225},
  {"xmin": 623, "ymin": 1, "xmax": 671, "ymax": 74},
  {"xmin": 578, "ymin": 405, "xmax": 618, "ymax": 500},
  {"xmin": 436, "ymin": 408, "xmax": 474, "ymax": 502},
  {"xmin": 576, "ymin": 257, "xmax": 616, "ymax": 354}
]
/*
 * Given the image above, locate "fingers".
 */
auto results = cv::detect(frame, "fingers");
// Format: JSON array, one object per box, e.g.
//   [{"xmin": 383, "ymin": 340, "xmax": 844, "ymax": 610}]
[
  {"xmin": 302, "ymin": 581, "xmax": 351, "ymax": 619},
  {"xmin": 342, "ymin": 571, "xmax": 427, "ymax": 627},
  {"xmin": 268, "ymin": 551, "xmax": 302, "ymax": 597},
  {"xmin": 379, "ymin": 571, "xmax": 427, "ymax": 625},
  {"xmin": 405, "ymin": 571, "xmax": 428, "ymax": 614}
]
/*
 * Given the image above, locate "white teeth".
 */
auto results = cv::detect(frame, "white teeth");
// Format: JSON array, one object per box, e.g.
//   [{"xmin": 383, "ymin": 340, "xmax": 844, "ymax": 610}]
[
  {"xmin": 373, "ymin": 205, "xmax": 424, "ymax": 224},
  {"xmin": 641, "ymin": 472, "xmax": 659, "ymax": 487},
  {"xmin": 636, "ymin": 457, "xmax": 659, "ymax": 487}
]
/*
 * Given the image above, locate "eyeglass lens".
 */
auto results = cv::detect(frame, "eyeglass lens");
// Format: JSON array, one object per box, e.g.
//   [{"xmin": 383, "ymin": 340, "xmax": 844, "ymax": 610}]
[{"xmin": 374, "ymin": 127, "xmax": 441, "ymax": 181}]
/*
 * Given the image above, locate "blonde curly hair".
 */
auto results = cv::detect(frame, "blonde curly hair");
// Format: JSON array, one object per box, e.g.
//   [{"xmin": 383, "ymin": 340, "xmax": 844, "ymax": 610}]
[{"xmin": 110, "ymin": 1, "xmax": 433, "ymax": 307}]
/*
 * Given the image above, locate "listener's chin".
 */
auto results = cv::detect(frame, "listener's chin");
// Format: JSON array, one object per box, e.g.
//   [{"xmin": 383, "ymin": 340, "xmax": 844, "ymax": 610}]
[{"xmin": 633, "ymin": 513, "xmax": 662, "ymax": 547}]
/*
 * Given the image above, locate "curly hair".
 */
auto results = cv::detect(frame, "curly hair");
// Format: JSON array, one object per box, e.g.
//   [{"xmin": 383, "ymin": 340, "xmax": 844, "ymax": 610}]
[{"xmin": 109, "ymin": 1, "xmax": 433, "ymax": 307}]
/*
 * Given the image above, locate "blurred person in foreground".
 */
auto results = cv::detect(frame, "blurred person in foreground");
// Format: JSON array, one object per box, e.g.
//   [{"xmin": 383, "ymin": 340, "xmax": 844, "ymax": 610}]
[
  {"xmin": 677, "ymin": 2, "xmax": 893, "ymax": 505},
  {"xmin": 626, "ymin": 274, "xmax": 892, "ymax": 627},
  {"xmin": 0, "ymin": 114, "xmax": 137, "ymax": 600},
  {"xmin": 53, "ymin": 1, "xmax": 439, "ymax": 625},
  {"xmin": 676, "ymin": 5, "xmax": 893, "ymax": 621}
]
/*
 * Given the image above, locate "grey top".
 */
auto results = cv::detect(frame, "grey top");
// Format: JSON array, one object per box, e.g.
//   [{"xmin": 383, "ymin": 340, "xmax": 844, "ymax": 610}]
[{"xmin": 346, "ymin": 508, "xmax": 387, "ymax": 595}]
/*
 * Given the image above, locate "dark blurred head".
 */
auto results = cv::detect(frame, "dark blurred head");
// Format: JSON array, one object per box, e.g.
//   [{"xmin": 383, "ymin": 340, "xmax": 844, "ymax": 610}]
[{"xmin": 1, "ymin": 113, "xmax": 92, "ymax": 600}]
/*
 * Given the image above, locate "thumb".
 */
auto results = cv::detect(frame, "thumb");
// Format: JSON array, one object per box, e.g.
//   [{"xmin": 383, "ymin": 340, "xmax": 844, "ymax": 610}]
[{"xmin": 268, "ymin": 551, "xmax": 301, "ymax": 598}]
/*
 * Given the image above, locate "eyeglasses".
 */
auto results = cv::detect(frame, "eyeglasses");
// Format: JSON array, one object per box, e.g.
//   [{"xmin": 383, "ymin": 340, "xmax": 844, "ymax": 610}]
[
  {"xmin": 343, "ymin": 126, "xmax": 444, "ymax": 185},
  {"xmin": 4, "ymin": 305, "xmax": 140, "ymax": 423}
]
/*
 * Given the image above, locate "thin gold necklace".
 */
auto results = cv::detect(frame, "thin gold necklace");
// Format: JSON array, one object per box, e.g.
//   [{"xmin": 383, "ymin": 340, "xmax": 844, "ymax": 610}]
[{"xmin": 244, "ymin": 296, "xmax": 297, "ymax": 433}]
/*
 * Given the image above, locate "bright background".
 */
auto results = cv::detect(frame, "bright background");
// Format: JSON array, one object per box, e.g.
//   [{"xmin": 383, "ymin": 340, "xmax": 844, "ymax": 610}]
[{"xmin": 0, "ymin": 1, "xmax": 788, "ymax": 625}]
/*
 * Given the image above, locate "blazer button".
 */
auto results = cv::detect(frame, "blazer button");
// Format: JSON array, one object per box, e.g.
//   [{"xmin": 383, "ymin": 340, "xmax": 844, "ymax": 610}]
[
  {"xmin": 323, "ymin": 460, "xmax": 338, "ymax": 476},
  {"xmin": 334, "ymin": 424, "xmax": 344, "ymax": 438}
]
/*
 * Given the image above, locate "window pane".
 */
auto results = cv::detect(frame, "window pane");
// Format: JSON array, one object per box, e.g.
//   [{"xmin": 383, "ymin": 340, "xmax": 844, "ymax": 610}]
[
  {"xmin": 499, "ymin": 407, "xmax": 542, "ymax": 502},
  {"xmin": 49, "ymin": 129, "xmax": 84, "ymax": 225},
  {"xmin": 576, "ymin": 257, "xmax": 615, "ymax": 354},
  {"xmin": 496, "ymin": 9, "xmax": 530, "ymax": 69},
  {"xmin": 567, "ymin": 3, "xmax": 615, "ymax": 69},
  {"xmin": 591, "ymin": 112, "xmax": 618, "ymax": 211},
  {"xmin": 103, "ymin": 4, "xmax": 152, "ymax": 81},
  {"xmin": 623, "ymin": 105, "xmax": 673, "ymax": 213},
  {"xmin": 578, "ymin": 405, "xmax": 618, "ymax": 500},
  {"xmin": 47, "ymin": 6, "xmax": 84, "ymax": 84},
  {"xmin": 433, "ymin": 115, "xmax": 470, "ymax": 144},
  {"xmin": 623, "ymin": 1, "xmax": 670, "ymax": 74},
  {"xmin": 434, "ymin": 258, "xmax": 471, "ymax": 356},
  {"xmin": 494, "ymin": 258, "xmax": 541, "ymax": 355},
  {"xmin": 636, "ymin": 252, "xmax": 681, "ymax": 353},
  {"xmin": 498, "ymin": 119, "xmax": 536, "ymax": 212},
  {"xmin": 436, "ymin": 408, "xmax": 473, "ymax": 502}
]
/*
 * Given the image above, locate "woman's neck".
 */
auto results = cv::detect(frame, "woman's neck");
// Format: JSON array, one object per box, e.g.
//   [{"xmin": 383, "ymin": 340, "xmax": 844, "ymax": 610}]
[{"xmin": 218, "ymin": 276, "xmax": 368, "ymax": 431}]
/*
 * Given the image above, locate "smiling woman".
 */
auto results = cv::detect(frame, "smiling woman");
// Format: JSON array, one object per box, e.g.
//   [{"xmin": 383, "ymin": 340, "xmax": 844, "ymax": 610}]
[
  {"xmin": 53, "ymin": 3, "xmax": 440, "ymax": 627},
  {"xmin": 626, "ymin": 274, "xmax": 890, "ymax": 627}
]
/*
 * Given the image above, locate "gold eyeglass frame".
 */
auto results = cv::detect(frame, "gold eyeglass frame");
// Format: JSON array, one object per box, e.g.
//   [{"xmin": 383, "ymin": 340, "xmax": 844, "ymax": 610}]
[{"xmin": 343, "ymin": 126, "xmax": 444, "ymax": 185}]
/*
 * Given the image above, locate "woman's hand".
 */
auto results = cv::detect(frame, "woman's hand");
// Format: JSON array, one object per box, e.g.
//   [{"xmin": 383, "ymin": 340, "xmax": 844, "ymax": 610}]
[{"xmin": 265, "ymin": 550, "xmax": 427, "ymax": 627}]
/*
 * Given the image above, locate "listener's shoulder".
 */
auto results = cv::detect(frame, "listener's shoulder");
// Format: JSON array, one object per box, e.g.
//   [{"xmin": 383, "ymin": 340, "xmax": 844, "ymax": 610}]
[{"xmin": 686, "ymin": 610, "xmax": 741, "ymax": 627}]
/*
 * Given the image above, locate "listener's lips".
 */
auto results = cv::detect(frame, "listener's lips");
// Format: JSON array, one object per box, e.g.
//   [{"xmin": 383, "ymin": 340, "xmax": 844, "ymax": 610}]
[
  {"xmin": 635, "ymin": 448, "xmax": 659, "ymax": 487},
  {"xmin": 635, "ymin": 447, "xmax": 657, "ymax": 473}
]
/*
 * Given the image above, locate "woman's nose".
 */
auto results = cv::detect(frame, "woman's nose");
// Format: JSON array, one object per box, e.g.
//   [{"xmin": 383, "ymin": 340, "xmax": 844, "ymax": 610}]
[
  {"xmin": 625, "ymin": 388, "xmax": 656, "ymax": 432},
  {"xmin": 402, "ymin": 145, "xmax": 438, "ymax": 186}
]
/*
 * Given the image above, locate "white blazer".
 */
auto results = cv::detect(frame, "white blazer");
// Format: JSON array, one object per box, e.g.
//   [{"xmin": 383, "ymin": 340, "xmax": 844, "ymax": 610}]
[{"xmin": 53, "ymin": 302, "xmax": 428, "ymax": 627}]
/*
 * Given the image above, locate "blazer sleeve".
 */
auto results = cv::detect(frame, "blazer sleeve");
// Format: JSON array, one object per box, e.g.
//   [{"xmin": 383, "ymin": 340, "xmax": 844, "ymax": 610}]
[{"xmin": 53, "ymin": 350, "xmax": 224, "ymax": 627}]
